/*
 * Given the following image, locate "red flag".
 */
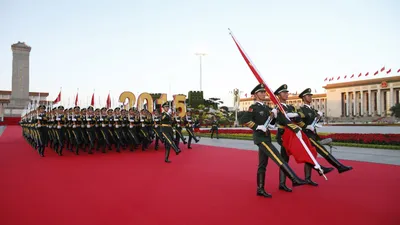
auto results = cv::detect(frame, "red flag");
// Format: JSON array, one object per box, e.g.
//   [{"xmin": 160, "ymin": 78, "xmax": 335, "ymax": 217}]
[
  {"xmin": 324, "ymin": 77, "xmax": 328, "ymax": 81},
  {"xmin": 282, "ymin": 127, "xmax": 317, "ymax": 164},
  {"xmin": 106, "ymin": 94, "xmax": 111, "ymax": 109},
  {"xmin": 358, "ymin": 73, "xmax": 362, "ymax": 77},
  {"xmin": 228, "ymin": 29, "xmax": 320, "ymax": 167},
  {"xmin": 380, "ymin": 66, "xmax": 385, "ymax": 72},
  {"xmin": 374, "ymin": 70, "xmax": 378, "ymax": 76},
  {"xmin": 245, "ymin": 93, "xmax": 248, "ymax": 97},
  {"xmin": 53, "ymin": 91, "xmax": 61, "ymax": 104},
  {"xmin": 90, "ymin": 93, "xmax": 95, "ymax": 106},
  {"xmin": 365, "ymin": 72, "xmax": 369, "ymax": 76},
  {"xmin": 337, "ymin": 76, "xmax": 340, "ymax": 80},
  {"xmin": 344, "ymin": 75, "xmax": 347, "ymax": 79},
  {"xmin": 75, "ymin": 93, "xmax": 78, "ymax": 106},
  {"xmin": 350, "ymin": 74, "xmax": 354, "ymax": 78},
  {"xmin": 397, "ymin": 69, "xmax": 400, "ymax": 73},
  {"xmin": 386, "ymin": 69, "xmax": 391, "ymax": 74}
]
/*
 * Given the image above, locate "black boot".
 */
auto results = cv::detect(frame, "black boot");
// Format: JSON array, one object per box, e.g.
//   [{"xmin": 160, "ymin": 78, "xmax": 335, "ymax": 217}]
[
  {"xmin": 325, "ymin": 154, "xmax": 353, "ymax": 173},
  {"xmin": 165, "ymin": 148, "xmax": 171, "ymax": 163},
  {"xmin": 279, "ymin": 170, "xmax": 292, "ymax": 192},
  {"xmin": 257, "ymin": 173, "xmax": 272, "ymax": 198},
  {"xmin": 58, "ymin": 144, "xmax": 63, "ymax": 156},
  {"xmin": 313, "ymin": 164, "xmax": 334, "ymax": 176},
  {"xmin": 279, "ymin": 163, "xmax": 306, "ymax": 192},
  {"xmin": 304, "ymin": 163, "xmax": 318, "ymax": 186}
]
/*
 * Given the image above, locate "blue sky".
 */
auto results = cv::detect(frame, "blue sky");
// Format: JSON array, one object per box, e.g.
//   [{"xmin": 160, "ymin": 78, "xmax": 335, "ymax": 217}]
[{"xmin": 0, "ymin": 0, "xmax": 399, "ymax": 108}]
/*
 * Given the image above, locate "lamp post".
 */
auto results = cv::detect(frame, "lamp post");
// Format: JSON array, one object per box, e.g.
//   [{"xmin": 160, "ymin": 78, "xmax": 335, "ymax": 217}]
[
  {"xmin": 230, "ymin": 88, "xmax": 243, "ymax": 127},
  {"xmin": 194, "ymin": 53, "xmax": 207, "ymax": 91}
]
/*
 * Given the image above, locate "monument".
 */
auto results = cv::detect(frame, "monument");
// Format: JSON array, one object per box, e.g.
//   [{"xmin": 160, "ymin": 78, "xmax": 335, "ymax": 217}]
[{"xmin": 4, "ymin": 42, "xmax": 32, "ymax": 117}]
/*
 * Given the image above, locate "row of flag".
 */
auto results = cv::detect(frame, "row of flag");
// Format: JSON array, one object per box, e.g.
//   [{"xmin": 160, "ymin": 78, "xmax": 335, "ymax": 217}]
[
  {"xmin": 52, "ymin": 90, "xmax": 112, "ymax": 108},
  {"xmin": 325, "ymin": 67, "xmax": 400, "ymax": 82}
]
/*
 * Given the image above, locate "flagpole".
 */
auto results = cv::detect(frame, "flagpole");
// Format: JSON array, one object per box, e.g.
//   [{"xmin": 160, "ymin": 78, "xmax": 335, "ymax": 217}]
[{"xmin": 228, "ymin": 28, "xmax": 325, "ymax": 178}]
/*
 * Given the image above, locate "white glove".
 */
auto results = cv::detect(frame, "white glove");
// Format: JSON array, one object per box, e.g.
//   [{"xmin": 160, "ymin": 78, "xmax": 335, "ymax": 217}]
[
  {"xmin": 141, "ymin": 124, "xmax": 145, "ymax": 127},
  {"xmin": 296, "ymin": 130, "xmax": 302, "ymax": 139},
  {"xmin": 306, "ymin": 125, "xmax": 315, "ymax": 131},
  {"xmin": 155, "ymin": 124, "xmax": 158, "ymax": 128},
  {"xmin": 267, "ymin": 124, "xmax": 276, "ymax": 129},
  {"xmin": 271, "ymin": 108, "xmax": 277, "ymax": 118},
  {"xmin": 256, "ymin": 125, "xmax": 267, "ymax": 132},
  {"xmin": 167, "ymin": 109, "xmax": 172, "ymax": 114},
  {"xmin": 317, "ymin": 111, "xmax": 323, "ymax": 117},
  {"xmin": 287, "ymin": 113, "xmax": 298, "ymax": 118},
  {"xmin": 315, "ymin": 124, "xmax": 322, "ymax": 128}
]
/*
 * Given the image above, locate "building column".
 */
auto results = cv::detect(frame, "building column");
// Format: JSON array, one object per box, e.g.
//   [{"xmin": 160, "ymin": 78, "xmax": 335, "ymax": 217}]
[
  {"xmin": 368, "ymin": 89, "xmax": 372, "ymax": 116},
  {"xmin": 346, "ymin": 92, "xmax": 350, "ymax": 116},
  {"xmin": 390, "ymin": 87, "xmax": 394, "ymax": 108},
  {"xmin": 377, "ymin": 88, "xmax": 381, "ymax": 116},
  {"xmin": 360, "ymin": 91, "xmax": 364, "ymax": 116}
]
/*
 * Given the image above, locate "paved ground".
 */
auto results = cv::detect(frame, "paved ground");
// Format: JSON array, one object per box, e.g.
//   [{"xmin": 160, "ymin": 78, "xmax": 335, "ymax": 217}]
[
  {"xmin": 195, "ymin": 137, "xmax": 400, "ymax": 166},
  {"xmin": 0, "ymin": 126, "xmax": 5, "ymax": 137}
]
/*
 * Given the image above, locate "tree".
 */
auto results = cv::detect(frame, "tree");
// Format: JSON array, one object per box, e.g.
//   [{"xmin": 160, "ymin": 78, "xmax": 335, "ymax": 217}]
[{"xmin": 390, "ymin": 103, "xmax": 400, "ymax": 118}]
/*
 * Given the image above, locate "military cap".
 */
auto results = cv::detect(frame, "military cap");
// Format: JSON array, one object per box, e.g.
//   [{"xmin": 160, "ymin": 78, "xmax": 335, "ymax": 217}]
[
  {"xmin": 95, "ymin": 108, "xmax": 100, "ymax": 111},
  {"xmin": 298, "ymin": 88, "xmax": 313, "ymax": 98},
  {"xmin": 115, "ymin": 107, "xmax": 120, "ymax": 111},
  {"xmin": 162, "ymin": 102, "xmax": 170, "ymax": 107},
  {"xmin": 274, "ymin": 84, "xmax": 289, "ymax": 95},
  {"xmin": 101, "ymin": 107, "xmax": 107, "ymax": 111},
  {"xmin": 58, "ymin": 106, "xmax": 64, "ymax": 110},
  {"xmin": 107, "ymin": 108, "xmax": 113, "ymax": 112},
  {"xmin": 38, "ymin": 104, "xmax": 46, "ymax": 109},
  {"xmin": 74, "ymin": 106, "xmax": 80, "ymax": 110},
  {"xmin": 87, "ymin": 106, "xmax": 94, "ymax": 110},
  {"xmin": 129, "ymin": 107, "xmax": 136, "ymax": 111},
  {"xmin": 81, "ymin": 108, "xmax": 87, "ymax": 112},
  {"xmin": 121, "ymin": 109, "xmax": 127, "ymax": 112},
  {"xmin": 250, "ymin": 83, "xmax": 266, "ymax": 95}
]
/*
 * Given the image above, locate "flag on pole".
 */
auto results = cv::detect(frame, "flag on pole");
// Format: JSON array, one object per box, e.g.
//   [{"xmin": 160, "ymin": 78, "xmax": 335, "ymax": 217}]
[
  {"xmin": 91, "ymin": 93, "xmax": 95, "ymax": 106},
  {"xmin": 228, "ymin": 28, "xmax": 320, "ymax": 168},
  {"xmin": 106, "ymin": 93, "xmax": 111, "ymax": 109},
  {"xmin": 53, "ymin": 91, "xmax": 61, "ymax": 104}
]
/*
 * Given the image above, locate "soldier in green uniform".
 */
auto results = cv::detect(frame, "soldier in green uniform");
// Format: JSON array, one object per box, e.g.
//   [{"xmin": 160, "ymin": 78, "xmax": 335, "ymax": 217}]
[
  {"xmin": 239, "ymin": 83, "xmax": 306, "ymax": 198},
  {"xmin": 183, "ymin": 110, "xmax": 199, "ymax": 149},
  {"xmin": 152, "ymin": 109, "xmax": 163, "ymax": 150},
  {"xmin": 55, "ymin": 105, "xmax": 66, "ymax": 156},
  {"xmin": 274, "ymin": 84, "xmax": 334, "ymax": 192},
  {"xmin": 296, "ymin": 88, "xmax": 353, "ymax": 185},
  {"xmin": 210, "ymin": 116, "xmax": 219, "ymax": 139},
  {"xmin": 160, "ymin": 102, "xmax": 181, "ymax": 163},
  {"xmin": 35, "ymin": 104, "xmax": 48, "ymax": 157},
  {"xmin": 86, "ymin": 106, "xmax": 96, "ymax": 154}
]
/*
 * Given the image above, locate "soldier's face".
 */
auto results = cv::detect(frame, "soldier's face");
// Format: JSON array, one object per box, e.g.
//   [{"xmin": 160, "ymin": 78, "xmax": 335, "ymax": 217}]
[
  {"xmin": 279, "ymin": 92, "xmax": 289, "ymax": 100},
  {"xmin": 255, "ymin": 91, "xmax": 266, "ymax": 100},
  {"xmin": 303, "ymin": 95, "xmax": 312, "ymax": 104}
]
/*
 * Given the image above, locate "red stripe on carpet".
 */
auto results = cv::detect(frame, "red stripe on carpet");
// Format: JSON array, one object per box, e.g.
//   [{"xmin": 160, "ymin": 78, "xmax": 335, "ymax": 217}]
[{"xmin": 0, "ymin": 126, "xmax": 399, "ymax": 225}]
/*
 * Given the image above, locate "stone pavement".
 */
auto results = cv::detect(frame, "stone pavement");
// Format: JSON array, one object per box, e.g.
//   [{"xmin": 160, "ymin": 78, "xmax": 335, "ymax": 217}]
[
  {"xmin": 195, "ymin": 137, "xmax": 400, "ymax": 166},
  {"xmin": 0, "ymin": 126, "xmax": 5, "ymax": 137}
]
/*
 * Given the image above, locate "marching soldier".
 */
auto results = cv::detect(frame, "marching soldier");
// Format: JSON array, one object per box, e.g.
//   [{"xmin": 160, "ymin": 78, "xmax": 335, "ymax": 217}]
[
  {"xmin": 86, "ymin": 106, "xmax": 96, "ymax": 154},
  {"xmin": 121, "ymin": 109, "xmax": 130, "ymax": 149},
  {"xmin": 183, "ymin": 110, "xmax": 199, "ymax": 149},
  {"xmin": 139, "ymin": 109, "xmax": 150, "ymax": 151},
  {"xmin": 99, "ymin": 107, "xmax": 112, "ymax": 152},
  {"xmin": 55, "ymin": 105, "xmax": 67, "ymax": 156},
  {"xmin": 160, "ymin": 102, "xmax": 181, "ymax": 163},
  {"xmin": 173, "ymin": 110, "xmax": 187, "ymax": 150},
  {"xmin": 210, "ymin": 116, "xmax": 219, "ymax": 139},
  {"xmin": 127, "ymin": 107, "xmax": 140, "ymax": 151},
  {"xmin": 153, "ymin": 110, "xmax": 163, "ymax": 150},
  {"xmin": 113, "ymin": 107, "xmax": 124, "ymax": 152},
  {"xmin": 94, "ymin": 108, "xmax": 102, "ymax": 151},
  {"xmin": 297, "ymin": 88, "xmax": 353, "ymax": 185},
  {"xmin": 71, "ymin": 106, "xmax": 82, "ymax": 155},
  {"xmin": 35, "ymin": 104, "xmax": 48, "ymax": 157},
  {"xmin": 239, "ymin": 83, "xmax": 306, "ymax": 198},
  {"xmin": 274, "ymin": 84, "xmax": 333, "ymax": 192}
]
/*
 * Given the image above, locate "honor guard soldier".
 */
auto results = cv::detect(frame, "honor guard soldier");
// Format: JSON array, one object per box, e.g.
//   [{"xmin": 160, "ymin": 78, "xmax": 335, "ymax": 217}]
[
  {"xmin": 183, "ymin": 110, "xmax": 199, "ymax": 149},
  {"xmin": 86, "ymin": 106, "xmax": 97, "ymax": 154},
  {"xmin": 296, "ymin": 88, "xmax": 353, "ymax": 185},
  {"xmin": 121, "ymin": 109, "xmax": 130, "ymax": 148},
  {"xmin": 94, "ymin": 108, "xmax": 102, "ymax": 151},
  {"xmin": 35, "ymin": 104, "xmax": 48, "ymax": 157},
  {"xmin": 99, "ymin": 107, "xmax": 111, "ymax": 152},
  {"xmin": 161, "ymin": 102, "xmax": 181, "ymax": 163},
  {"xmin": 113, "ymin": 107, "xmax": 125, "ymax": 152},
  {"xmin": 152, "ymin": 110, "xmax": 163, "ymax": 150},
  {"xmin": 240, "ymin": 83, "xmax": 306, "ymax": 198},
  {"xmin": 127, "ymin": 107, "xmax": 140, "ymax": 151},
  {"xmin": 55, "ymin": 105, "xmax": 66, "ymax": 156},
  {"xmin": 80, "ymin": 108, "xmax": 89, "ymax": 152},
  {"xmin": 71, "ymin": 106, "xmax": 82, "ymax": 155},
  {"xmin": 274, "ymin": 84, "xmax": 333, "ymax": 192},
  {"xmin": 173, "ymin": 110, "xmax": 187, "ymax": 150},
  {"xmin": 210, "ymin": 116, "xmax": 219, "ymax": 139}
]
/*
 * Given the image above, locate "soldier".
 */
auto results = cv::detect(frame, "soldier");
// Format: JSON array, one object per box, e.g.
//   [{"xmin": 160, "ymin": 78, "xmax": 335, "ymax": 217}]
[
  {"xmin": 210, "ymin": 116, "xmax": 219, "ymax": 139},
  {"xmin": 183, "ymin": 110, "xmax": 199, "ymax": 149},
  {"xmin": 127, "ymin": 107, "xmax": 140, "ymax": 151},
  {"xmin": 99, "ymin": 107, "xmax": 111, "ymax": 152},
  {"xmin": 152, "ymin": 109, "xmax": 163, "ymax": 150},
  {"xmin": 160, "ymin": 102, "xmax": 181, "ymax": 163},
  {"xmin": 71, "ymin": 106, "xmax": 82, "ymax": 155},
  {"xmin": 35, "ymin": 104, "xmax": 48, "ymax": 157},
  {"xmin": 297, "ymin": 88, "xmax": 353, "ymax": 185},
  {"xmin": 274, "ymin": 84, "xmax": 334, "ymax": 192},
  {"xmin": 239, "ymin": 83, "xmax": 306, "ymax": 198},
  {"xmin": 86, "ymin": 106, "xmax": 96, "ymax": 154},
  {"xmin": 173, "ymin": 109, "xmax": 187, "ymax": 150},
  {"xmin": 55, "ymin": 105, "xmax": 66, "ymax": 156},
  {"xmin": 94, "ymin": 108, "xmax": 102, "ymax": 151},
  {"xmin": 113, "ymin": 107, "xmax": 124, "ymax": 152}
]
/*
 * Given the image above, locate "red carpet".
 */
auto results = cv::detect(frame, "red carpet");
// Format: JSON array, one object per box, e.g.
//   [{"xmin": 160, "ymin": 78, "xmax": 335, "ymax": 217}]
[{"xmin": 0, "ymin": 126, "xmax": 399, "ymax": 225}]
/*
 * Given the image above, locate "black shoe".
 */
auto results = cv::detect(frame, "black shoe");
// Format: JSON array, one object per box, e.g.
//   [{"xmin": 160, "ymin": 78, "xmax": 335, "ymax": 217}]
[
  {"xmin": 257, "ymin": 173, "xmax": 272, "ymax": 198},
  {"xmin": 279, "ymin": 184, "xmax": 292, "ymax": 192},
  {"xmin": 338, "ymin": 166, "xmax": 353, "ymax": 174},
  {"xmin": 304, "ymin": 163, "xmax": 318, "ymax": 186}
]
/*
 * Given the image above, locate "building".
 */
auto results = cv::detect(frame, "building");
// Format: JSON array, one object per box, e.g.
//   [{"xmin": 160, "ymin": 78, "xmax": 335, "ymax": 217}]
[
  {"xmin": 0, "ymin": 91, "xmax": 49, "ymax": 121},
  {"xmin": 239, "ymin": 93, "xmax": 327, "ymax": 115},
  {"xmin": 238, "ymin": 76, "xmax": 400, "ymax": 119},
  {"xmin": 323, "ymin": 76, "xmax": 400, "ymax": 117}
]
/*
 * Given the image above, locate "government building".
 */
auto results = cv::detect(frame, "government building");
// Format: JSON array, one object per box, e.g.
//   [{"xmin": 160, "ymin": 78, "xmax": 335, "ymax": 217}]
[{"xmin": 239, "ymin": 76, "xmax": 400, "ymax": 119}]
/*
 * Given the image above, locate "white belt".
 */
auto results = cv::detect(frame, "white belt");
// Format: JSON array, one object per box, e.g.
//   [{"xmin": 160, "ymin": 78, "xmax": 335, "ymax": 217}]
[
  {"xmin": 115, "ymin": 125, "xmax": 121, "ymax": 128},
  {"xmin": 87, "ymin": 125, "xmax": 91, "ymax": 128},
  {"xmin": 129, "ymin": 125, "xmax": 134, "ymax": 128},
  {"xmin": 57, "ymin": 125, "xmax": 62, "ymax": 129},
  {"xmin": 95, "ymin": 125, "xmax": 99, "ymax": 128},
  {"xmin": 102, "ymin": 124, "xmax": 107, "ymax": 128},
  {"xmin": 73, "ymin": 125, "xmax": 77, "ymax": 128},
  {"xmin": 37, "ymin": 124, "xmax": 42, "ymax": 128}
]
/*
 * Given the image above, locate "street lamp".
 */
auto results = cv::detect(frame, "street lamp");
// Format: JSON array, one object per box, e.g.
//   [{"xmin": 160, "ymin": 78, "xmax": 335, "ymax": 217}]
[
  {"xmin": 194, "ymin": 53, "xmax": 207, "ymax": 91},
  {"xmin": 230, "ymin": 88, "xmax": 243, "ymax": 127}
]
